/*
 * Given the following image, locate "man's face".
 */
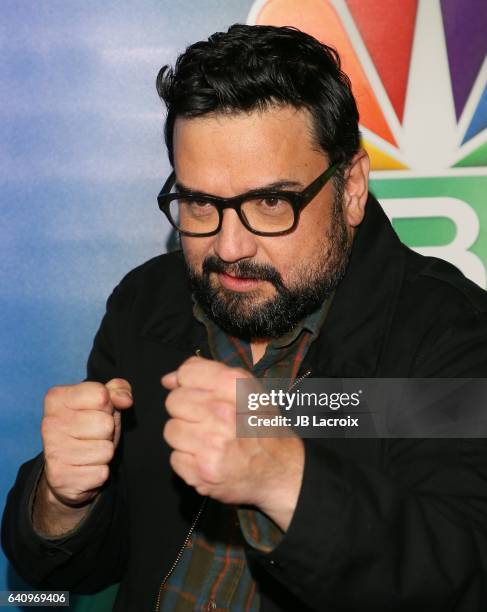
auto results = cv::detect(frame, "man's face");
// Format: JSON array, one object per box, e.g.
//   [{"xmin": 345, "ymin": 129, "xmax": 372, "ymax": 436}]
[{"xmin": 173, "ymin": 106, "xmax": 362, "ymax": 339}]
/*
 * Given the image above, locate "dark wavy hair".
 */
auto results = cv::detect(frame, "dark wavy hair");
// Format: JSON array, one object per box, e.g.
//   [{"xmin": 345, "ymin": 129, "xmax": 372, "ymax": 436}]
[{"xmin": 156, "ymin": 24, "xmax": 360, "ymax": 174}]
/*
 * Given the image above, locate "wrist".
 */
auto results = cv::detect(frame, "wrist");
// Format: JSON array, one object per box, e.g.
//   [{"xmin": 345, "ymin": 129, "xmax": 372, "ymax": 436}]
[
  {"xmin": 252, "ymin": 436, "xmax": 305, "ymax": 531},
  {"xmin": 41, "ymin": 473, "xmax": 97, "ymax": 512},
  {"xmin": 32, "ymin": 472, "xmax": 97, "ymax": 537}
]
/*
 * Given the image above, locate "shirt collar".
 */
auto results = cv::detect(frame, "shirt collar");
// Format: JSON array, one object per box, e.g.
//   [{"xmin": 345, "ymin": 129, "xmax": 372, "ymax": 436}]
[{"xmin": 192, "ymin": 291, "xmax": 334, "ymax": 350}]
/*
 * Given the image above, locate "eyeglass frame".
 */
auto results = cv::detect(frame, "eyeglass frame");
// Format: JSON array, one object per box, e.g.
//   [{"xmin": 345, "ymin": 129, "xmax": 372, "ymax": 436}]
[{"xmin": 157, "ymin": 162, "xmax": 338, "ymax": 237}]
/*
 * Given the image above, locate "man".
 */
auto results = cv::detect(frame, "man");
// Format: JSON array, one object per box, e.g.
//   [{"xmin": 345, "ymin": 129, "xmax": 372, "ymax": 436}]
[{"xmin": 3, "ymin": 24, "xmax": 487, "ymax": 612}]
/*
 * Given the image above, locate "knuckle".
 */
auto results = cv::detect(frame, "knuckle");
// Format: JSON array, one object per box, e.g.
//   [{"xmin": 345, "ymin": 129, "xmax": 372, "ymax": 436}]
[
  {"xmin": 179, "ymin": 360, "xmax": 191, "ymax": 372},
  {"xmin": 96, "ymin": 440, "xmax": 115, "ymax": 463},
  {"xmin": 169, "ymin": 451, "xmax": 179, "ymax": 471},
  {"xmin": 41, "ymin": 415, "xmax": 59, "ymax": 438},
  {"xmin": 165, "ymin": 391, "xmax": 176, "ymax": 413},
  {"xmin": 198, "ymin": 452, "xmax": 222, "ymax": 485},
  {"xmin": 176, "ymin": 364, "xmax": 189, "ymax": 382},
  {"xmin": 165, "ymin": 388, "xmax": 186, "ymax": 414},
  {"xmin": 95, "ymin": 413, "xmax": 115, "ymax": 439},
  {"xmin": 163, "ymin": 419, "xmax": 176, "ymax": 442},
  {"xmin": 107, "ymin": 377, "xmax": 130, "ymax": 389},
  {"xmin": 44, "ymin": 385, "xmax": 65, "ymax": 406},
  {"xmin": 44, "ymin": 445, "xmax": 63, "ymax": 465},
  {"xmin": 46, "ymin": 464, "xmax": 66, "ymax": 489},
  {"xmin": 195, "ymin": 484, "xmax": 209, "ymax": 496},
  {"xmin": 100, "ymin": 464, "xmax": 110, "ymax": 481},
  {"xmin": 95, "ymin": 464, "xmax": 110, "ymax": 485},
  {"xmin": 178, "ymin": 356, "xmax": 199, "ymax": 376},
  {"xmin": 162, "ymin": 422, "xmax": 169, "ymax": 441},
  {"xmin": 91, "ymin": 384, "xmax": 110, "ymax": 409}
]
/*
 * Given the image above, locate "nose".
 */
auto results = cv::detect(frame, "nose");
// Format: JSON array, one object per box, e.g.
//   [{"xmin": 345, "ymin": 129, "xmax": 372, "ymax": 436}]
[{"xmin": 213, "ymin": 209, "xmax": 258, "ymax": 263}]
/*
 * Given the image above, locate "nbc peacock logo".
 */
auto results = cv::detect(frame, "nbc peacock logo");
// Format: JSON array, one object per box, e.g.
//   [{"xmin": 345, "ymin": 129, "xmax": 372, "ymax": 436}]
[{"xmin": 248, "ymin": 0, "xmax": 487, "ymax": 287}]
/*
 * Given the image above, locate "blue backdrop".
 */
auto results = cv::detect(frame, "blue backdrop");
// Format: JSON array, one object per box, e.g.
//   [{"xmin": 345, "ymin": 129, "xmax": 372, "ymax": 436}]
[{"xmin": 0, "ymin": 0, "xmax": 255, "ymax": 602}]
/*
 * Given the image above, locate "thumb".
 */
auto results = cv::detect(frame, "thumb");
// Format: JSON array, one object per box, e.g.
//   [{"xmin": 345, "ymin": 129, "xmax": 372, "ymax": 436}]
[{"xmin": 106, "ymin": 378, "xmax": 133, "ymax": 410}]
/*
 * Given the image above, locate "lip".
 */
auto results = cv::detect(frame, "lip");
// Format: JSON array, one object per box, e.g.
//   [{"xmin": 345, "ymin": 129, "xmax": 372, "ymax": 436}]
[{"xmin": 217, "ymin": 272, "xmax": 263, "ymax": 292}]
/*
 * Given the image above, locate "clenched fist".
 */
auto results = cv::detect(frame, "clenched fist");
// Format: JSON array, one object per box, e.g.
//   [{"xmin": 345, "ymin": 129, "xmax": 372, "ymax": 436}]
[
  {"xmin": 40, "ymin": 379, "xmax": 133, "ymax": 509},
  {"xmin": 162, "ymin": 357, "xmax": 304, "ymax": 532}
]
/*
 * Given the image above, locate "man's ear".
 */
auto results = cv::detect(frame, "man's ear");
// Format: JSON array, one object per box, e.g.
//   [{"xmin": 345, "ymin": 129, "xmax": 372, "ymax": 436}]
[{"xmin": 342, "ymin": 149, "xmax": 370, "ymax": 228}]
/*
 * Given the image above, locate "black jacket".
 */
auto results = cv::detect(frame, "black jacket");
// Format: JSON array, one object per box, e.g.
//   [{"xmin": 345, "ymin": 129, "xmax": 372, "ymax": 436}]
[{"xmin": 3, "ymin": 195, "xmax": 487, "ymax": 611}]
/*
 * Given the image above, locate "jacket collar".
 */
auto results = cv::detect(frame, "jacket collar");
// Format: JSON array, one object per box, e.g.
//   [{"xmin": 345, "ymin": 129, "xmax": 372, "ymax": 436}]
[
  {"xmin": 141, "ymin": 194, "xmax": 406, "ymax": 374},
  {"xmin": 301, "ymin": 193, "xmax": 406, "ymax": 377},
  {"xmin": 140, "ymin": 250, "xmax": 210, "ymax": 356}
]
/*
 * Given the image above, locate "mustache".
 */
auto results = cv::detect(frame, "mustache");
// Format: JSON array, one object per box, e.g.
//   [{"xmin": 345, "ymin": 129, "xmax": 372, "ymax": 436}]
[{"xmin": 202, "ymin": 255, "xmax": 286, "ymax": 291}]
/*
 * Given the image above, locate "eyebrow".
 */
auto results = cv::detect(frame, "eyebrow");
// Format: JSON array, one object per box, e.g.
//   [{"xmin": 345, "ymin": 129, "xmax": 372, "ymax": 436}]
[{"xmin": 175, "ymin": 178, "xmax": 304, "ymax": 196}]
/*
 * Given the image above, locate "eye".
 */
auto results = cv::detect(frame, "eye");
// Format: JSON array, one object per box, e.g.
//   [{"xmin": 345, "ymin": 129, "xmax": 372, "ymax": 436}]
[
  {"xmin": 184, "ymin": 199, "xmax": 216, "ymax": 217},
  {"xmin": 262, "ymin": 197, "xmax": 281, "ymax": 208},
  {"xmin": 255, "ymin": 197, "xmax": 290, "ymax": 214}
]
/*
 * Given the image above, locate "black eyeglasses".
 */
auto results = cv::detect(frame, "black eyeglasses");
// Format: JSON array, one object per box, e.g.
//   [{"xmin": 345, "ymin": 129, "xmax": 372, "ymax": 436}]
[{"xmin": 157, "ymin": 163, "xmax": 338, "ymax": 237}]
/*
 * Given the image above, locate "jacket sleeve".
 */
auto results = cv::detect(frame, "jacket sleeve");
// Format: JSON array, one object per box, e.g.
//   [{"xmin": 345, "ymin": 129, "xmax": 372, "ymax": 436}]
[
  {"xmin": 246, "ymin": 310, "xmax": 487, "ymax": 611},
  {"xmin": 1, "ymin": 282, "xmax": 131, "ymax": 593}
]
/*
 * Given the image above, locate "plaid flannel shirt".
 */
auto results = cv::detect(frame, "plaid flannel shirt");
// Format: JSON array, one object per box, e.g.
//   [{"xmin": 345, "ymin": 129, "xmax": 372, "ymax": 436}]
[{"xmin": 159, "ymin": 295, "xmax": 333, "ymax": 611}]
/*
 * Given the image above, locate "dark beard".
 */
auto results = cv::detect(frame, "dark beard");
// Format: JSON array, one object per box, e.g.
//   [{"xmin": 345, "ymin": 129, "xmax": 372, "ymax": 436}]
[{"xmin": 185, "ymin": 196, "xmax": 352, "ymax": 340}]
